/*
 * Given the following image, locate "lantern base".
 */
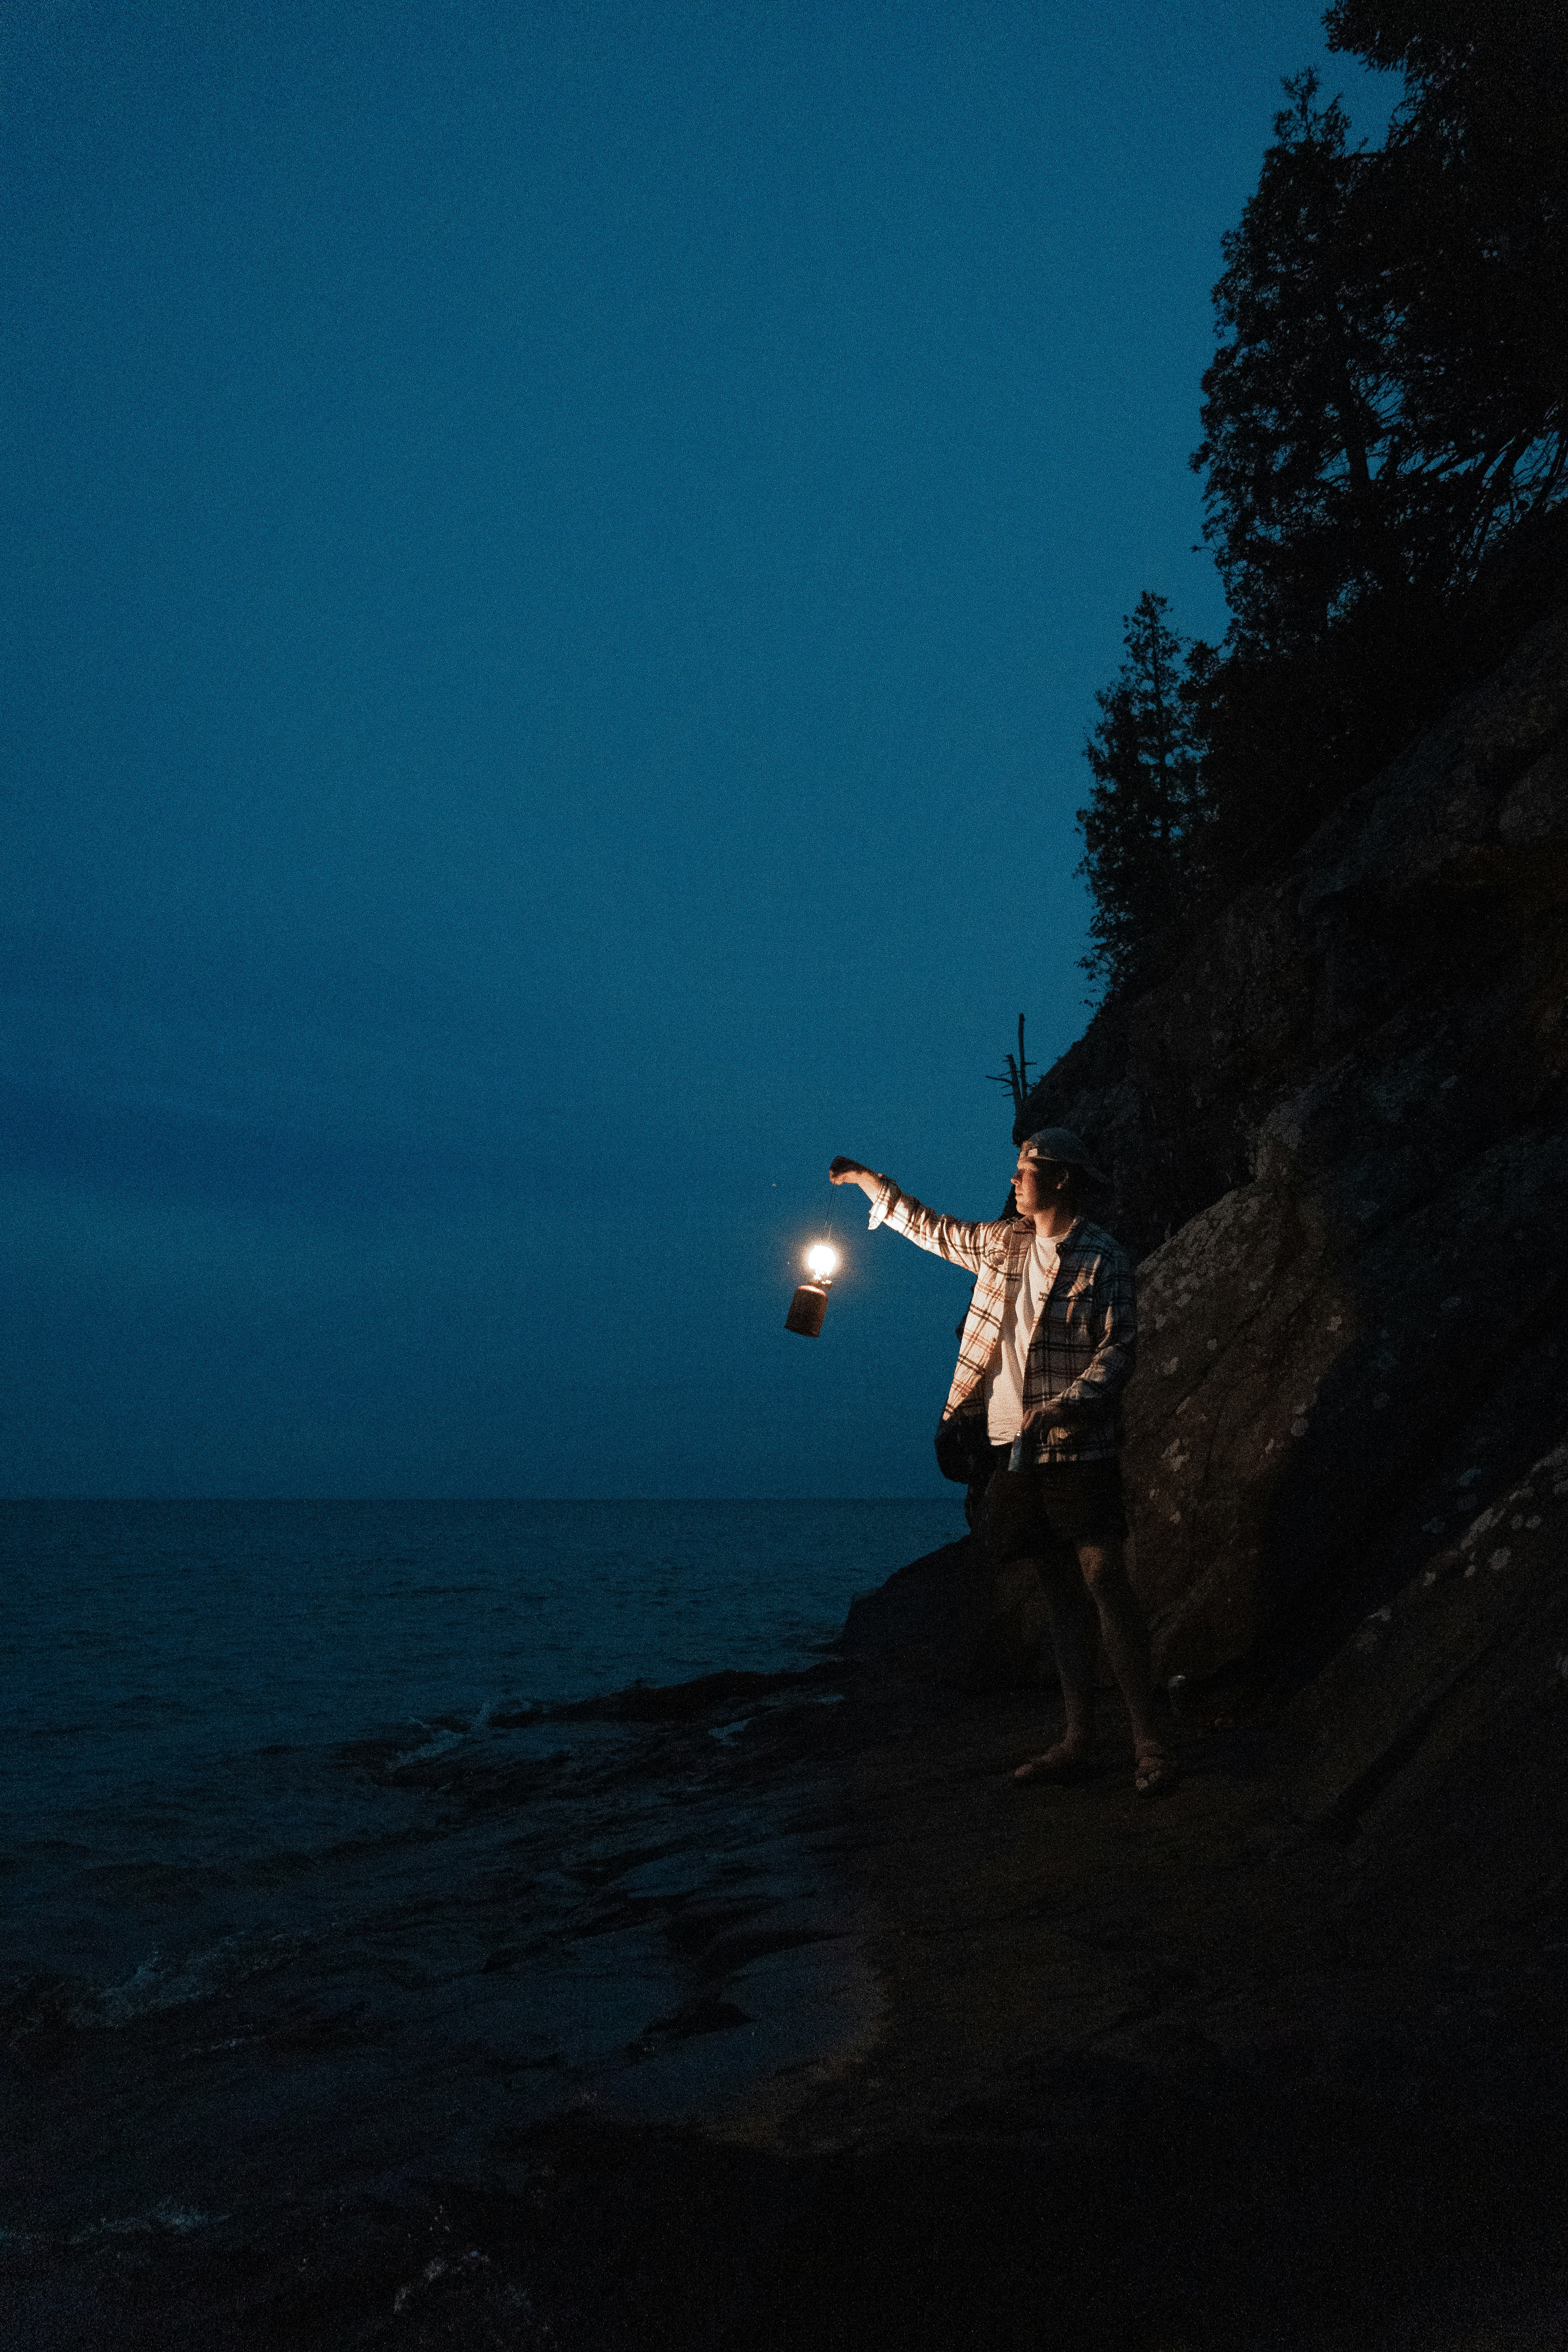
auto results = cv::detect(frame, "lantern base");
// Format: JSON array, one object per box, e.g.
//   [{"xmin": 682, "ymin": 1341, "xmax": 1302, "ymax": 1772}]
[{"xmin": 785, "ymin": 1282, "xmax": 829, "ymax": 1338}]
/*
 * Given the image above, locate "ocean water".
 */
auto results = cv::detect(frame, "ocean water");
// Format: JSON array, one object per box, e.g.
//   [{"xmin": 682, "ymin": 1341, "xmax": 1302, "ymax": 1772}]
[{"xmin": 2, "ymin": 1498, "xmax": 959, "ymax": 2010}]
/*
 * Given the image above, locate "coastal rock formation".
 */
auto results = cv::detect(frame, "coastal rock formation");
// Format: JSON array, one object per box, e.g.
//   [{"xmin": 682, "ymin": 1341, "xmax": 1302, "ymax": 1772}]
[
  {"xmin": 840, "ymin": 1539, "xmax": 1051, "ymax": 1690},
  {"xmin": 1018, "ymin": 603, "xmax": 1568, "ymax": 1686},
  {"xmin": 1279, "ymin": 1421, "xmax": 1568, "ymax": 1900}
]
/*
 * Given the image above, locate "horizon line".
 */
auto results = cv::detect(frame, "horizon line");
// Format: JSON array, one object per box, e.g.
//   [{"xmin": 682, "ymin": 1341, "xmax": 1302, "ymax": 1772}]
[{"xmin": 0, "ymin": 1493, "xmax": 959, "ymax": 1506}]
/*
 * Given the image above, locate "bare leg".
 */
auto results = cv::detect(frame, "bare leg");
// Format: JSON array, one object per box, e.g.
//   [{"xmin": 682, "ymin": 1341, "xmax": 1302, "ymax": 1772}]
[
  {"xmin": 1012, "ymin": 1549, "xmax": 1098, "ymax": 1778},
  {"xmin": 1015, "ymin": 1536, "xmax": 1177, "ymax": 1792},
  {"xmin": 1076, "ymin": 1538, "xmax": 1160, "ymax": 1748},
  {"xmin": 1080, "ymin": 1541, "xmax": 1180, "ymax": 1792},
  {"xmin": 1040, "ymin": 1549, "xmax": 1100, "ymax": 1749}
]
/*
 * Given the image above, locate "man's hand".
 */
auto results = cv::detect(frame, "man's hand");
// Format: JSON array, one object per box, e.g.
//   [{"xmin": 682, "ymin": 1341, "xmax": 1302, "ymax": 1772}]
[
  {"xmin": 1020, "ymin": 1397, "xmax": 1080, "ymax": 1435},
  {"xmin": 829, "ymin": 1156, "xmax": 882, "ymax": 1197}
]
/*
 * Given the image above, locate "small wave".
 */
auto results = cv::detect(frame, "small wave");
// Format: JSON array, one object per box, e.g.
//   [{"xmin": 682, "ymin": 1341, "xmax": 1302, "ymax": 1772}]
[
  {"xmin": 72, "ymin": 1927, "xmax": 312, "ymax": 2027},
  {"xmin": 467, "ymin": 1696, "xmax": 553, "ymax": 1731},
  {"xmin": 389, "ymin": 1725, "xmax": 467, "ymax": 1771},
  {"xmin": 69, "ymin": 2200, "xmax": 227, "ymax": 2243},
  {"xmin": 483, "ymin": 1702, "xmax": 546, "ymax": 1729}
]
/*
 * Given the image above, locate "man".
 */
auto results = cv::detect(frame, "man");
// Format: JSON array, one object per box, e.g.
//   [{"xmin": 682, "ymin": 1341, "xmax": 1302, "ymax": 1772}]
[{"xmin": 828, "ymin": 1131, "xmax": 1176, "ymax": 1796}]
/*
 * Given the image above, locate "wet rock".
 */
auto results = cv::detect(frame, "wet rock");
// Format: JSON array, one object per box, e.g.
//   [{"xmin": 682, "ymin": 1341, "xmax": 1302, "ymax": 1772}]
[
  {"xmin": 383, "ymin": 2247, "xmax": 554, "ymax": 2345},
  {"xmin": 552, "ymin": 1667, "xmax": 828, "ymax": 1724}
]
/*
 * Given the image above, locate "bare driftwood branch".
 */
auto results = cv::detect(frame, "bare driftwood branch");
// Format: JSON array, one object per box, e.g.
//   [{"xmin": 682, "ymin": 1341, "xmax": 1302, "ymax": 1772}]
[{"xmin": 985, "ymin": 1013, "xmax": 1033, "ymax": 1113}]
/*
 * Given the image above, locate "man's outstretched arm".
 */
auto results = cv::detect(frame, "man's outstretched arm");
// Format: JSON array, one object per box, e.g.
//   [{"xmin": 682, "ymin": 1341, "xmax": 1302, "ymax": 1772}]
[{"xmin": 828, "ymin": 1157, "xmax": 1008, "ymax": 1276}]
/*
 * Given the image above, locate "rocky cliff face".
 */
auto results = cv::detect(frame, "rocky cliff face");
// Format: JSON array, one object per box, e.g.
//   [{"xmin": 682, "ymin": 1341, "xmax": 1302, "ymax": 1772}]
[{"xmin": 1018, "ymin": 603, "xmax": 1568, "ymax": 1688}]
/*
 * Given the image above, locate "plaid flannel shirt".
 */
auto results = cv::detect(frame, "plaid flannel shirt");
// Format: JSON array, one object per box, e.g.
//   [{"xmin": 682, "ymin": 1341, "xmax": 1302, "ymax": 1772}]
[{"xmin": 867, "ymin": 1179, "xmax": 1136, "ymax": 1465}]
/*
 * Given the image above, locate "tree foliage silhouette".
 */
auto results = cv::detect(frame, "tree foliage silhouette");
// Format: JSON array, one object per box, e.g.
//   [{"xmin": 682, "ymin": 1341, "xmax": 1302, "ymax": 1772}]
[
  {"xmin": 1077, "ymin": 595, "xmax": 1213, "ymax": 998},
  {"xmin": 1198, "ymin": 33, "xmax": 1566, "ymax": 657},
  {"xmin": 1076, "ymin": 0, "xmax": 1568, "ymax": 996},
  {"xmin": 1326, "ymin": 0, "xmax": 1568, "ymax": 573}
]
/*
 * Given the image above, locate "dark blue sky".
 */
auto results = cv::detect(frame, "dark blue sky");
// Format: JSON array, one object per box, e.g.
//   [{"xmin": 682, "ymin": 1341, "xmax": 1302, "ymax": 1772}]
[{"xmin": 3, "ymin": 0, "xmax": 1393, "ymax": 1496}]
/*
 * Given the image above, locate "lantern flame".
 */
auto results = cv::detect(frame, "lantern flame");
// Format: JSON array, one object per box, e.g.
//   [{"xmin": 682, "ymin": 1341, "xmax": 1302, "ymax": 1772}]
[{"xmin": 805, "ymin": 1243, "xmax": 839, "ymax": 1281}]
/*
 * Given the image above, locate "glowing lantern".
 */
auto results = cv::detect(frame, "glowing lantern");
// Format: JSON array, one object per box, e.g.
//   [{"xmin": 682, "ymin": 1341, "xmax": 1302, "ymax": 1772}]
[{"xmin": 786, "ymin": 1241, "xmax": 840, "ymax": 1338}]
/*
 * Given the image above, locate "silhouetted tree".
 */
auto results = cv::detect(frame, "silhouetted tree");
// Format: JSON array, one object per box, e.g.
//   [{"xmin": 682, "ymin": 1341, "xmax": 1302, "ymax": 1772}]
[
  {"xmin": 1195, "ymin": 75, "xmax": 1397, "ymax": 653},
  {"xmin": 1185, "ymin": 5, "xmax": 1567, "ymax": 883},
  {"xmin": 1198, "ymin": 36, "xmax": 1565, "ymax": 640},
  {"xmin": 1075, "ymin": 3, "xmax": 1567, "ymax": 986},
  {"xmin": 1327, "ymin": 0, "xmax": 1568, "ymax": 577},
  {"xmin": 1076, "ymin": 595, "xmax": 1214, "ymax": 998}
]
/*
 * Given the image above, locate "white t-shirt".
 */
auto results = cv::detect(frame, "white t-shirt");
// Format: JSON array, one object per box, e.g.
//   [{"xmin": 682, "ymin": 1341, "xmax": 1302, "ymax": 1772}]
[{"xmin": 982, "ymin": 1231, "xmax": 1060, "ymax": 1444}]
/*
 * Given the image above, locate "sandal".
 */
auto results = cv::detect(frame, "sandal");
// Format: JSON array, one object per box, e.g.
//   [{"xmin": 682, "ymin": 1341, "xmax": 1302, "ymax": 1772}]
[
  {"xmin": 1133, "ymin": 1738, "xmax": 1180, "ymax": 1798},
  {"xmin": 1012, "ymin": 1742, "xmax": 1096, "ymax": 1785}
]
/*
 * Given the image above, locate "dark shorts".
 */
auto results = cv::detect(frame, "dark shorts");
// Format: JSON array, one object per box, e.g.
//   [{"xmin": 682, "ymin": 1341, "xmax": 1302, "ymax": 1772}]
[{"xmin": 985, "ymin": 1445, "xmax": 1128, "ymax": 1551}]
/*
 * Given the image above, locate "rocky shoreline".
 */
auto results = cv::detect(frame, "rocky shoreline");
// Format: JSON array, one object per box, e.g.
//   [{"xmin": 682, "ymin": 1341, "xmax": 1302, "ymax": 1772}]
[{"xmin": 6, "ymin": 1531, "xmax": 1567, "ymax": 2349}]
